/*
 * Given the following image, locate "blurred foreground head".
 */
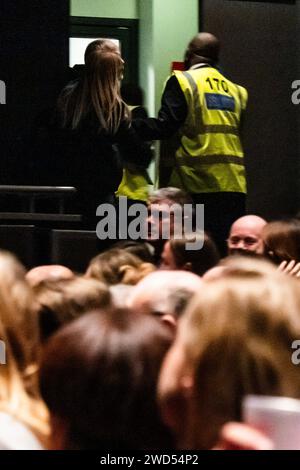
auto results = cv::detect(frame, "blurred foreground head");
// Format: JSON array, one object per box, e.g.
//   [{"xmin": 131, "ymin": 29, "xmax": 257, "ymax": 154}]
[
  {"xmin": 129, "ymin": 270, "xmax": 202, "ymax": 330},
  {"xmin": 158, "ymin": 261, "xmax": 300, "ymax": 449},
  {"xmin": 40, "ymin": 308, "xmax": 173, "ymax": 450}
]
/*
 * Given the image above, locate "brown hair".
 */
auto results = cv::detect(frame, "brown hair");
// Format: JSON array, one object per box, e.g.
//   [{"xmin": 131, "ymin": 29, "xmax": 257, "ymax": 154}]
[
  {"xmin": 86, "ymin": 248, "xmax": 155, "ymax": 285},
  {"xmin": 262, "ymin": 219, "xmax": 300, "ymax": 264},
  {"xmin": 168, "ymin": 232, "xmax": 219, "ymax": 276},
  {"xmin": 34, "ymin": 276, "xmax": 111, "ymax": 341},
  {"xmin": 40, "ymin": 308, "xmax": 173, "ymax": 449},
  {"xmin": 175, "ymin": 268, "xmax": 300, "ymax": 448}
]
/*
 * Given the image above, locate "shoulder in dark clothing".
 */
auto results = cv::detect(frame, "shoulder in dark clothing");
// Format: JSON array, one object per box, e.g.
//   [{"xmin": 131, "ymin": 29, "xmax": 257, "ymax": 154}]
[{"xmin": 132, "ymin": 74, "xmax": 188, "ymax": 141}]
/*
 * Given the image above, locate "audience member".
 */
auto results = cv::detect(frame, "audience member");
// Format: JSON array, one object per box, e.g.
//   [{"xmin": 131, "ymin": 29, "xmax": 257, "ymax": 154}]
[
  {"xmin": 109, "ymin": 284, "xmax": 134, "ymax": 308},
  {"xmin": 158, "ymin": 262, "xmax": 300, "ymax": 449},
  {"xmin": 112, "ymin": 240, "xmax": 155, "ymax": 263},
  {"xmin": 0, "ymin": 251, "xmax": 48, "ymax": 449},
  {"xmin": 34, "ymin": 277, "xmax": 111, "ymax": 342},
  {"xmin": 40, "ymin": 309, "xmax": 173, "ymax": 449},
  {"xmin": 160, "ymin": 232, "xmax": 219, "ymax": 276},
  {"xmin": 262, "ymin": 219, "xmax": 300, "ymax": 266},
  {"xmin": 146, "ymin": 187, "xmax": 193, "ymax": 263},
  {"xmin": 227, "ymin": 215, "xmax": 267, "ymax": 256},
  {"xmin": 203, "ymin": 253, "xmax": 277, "ymax": 281},
  {"xmin": 129, "ymin": 270, "xmax": 202, "ymax": 329},
  {"xmin": 26, "ymin": 265, "xmax": 74, "ymax": 287},
  {"xmin": 85, "ymin": 248, "xmax": 155, "ymax": 285}
]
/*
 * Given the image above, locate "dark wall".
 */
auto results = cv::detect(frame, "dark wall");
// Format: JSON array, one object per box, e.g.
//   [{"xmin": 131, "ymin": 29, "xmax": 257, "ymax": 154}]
[
  {"xmin": 201, "ymin": 0, "xmax": 299, "ymax": 220},
  {"xmin": 0, "ymin": 0, "xmax": 69, "ymax": 184}
]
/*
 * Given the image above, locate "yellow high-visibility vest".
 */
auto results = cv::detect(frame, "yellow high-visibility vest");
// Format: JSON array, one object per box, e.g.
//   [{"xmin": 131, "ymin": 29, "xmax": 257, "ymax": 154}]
[
  {"xmin": 169, "ymin": 66, "xmax": 248, "ymax": 194},
  {"xmin": 116, "ymin": 168, "xmax": 149, "ymax": 201}
]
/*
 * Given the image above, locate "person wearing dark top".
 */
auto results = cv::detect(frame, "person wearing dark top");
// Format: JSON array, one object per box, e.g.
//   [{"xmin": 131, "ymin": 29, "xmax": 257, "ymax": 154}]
[{"xmin": 31, "ymin": 39, "xmax": 151, "ymax": 230}]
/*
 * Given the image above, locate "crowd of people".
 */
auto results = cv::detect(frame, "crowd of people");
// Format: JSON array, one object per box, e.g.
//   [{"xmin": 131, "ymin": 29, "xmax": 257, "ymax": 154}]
[
  {"xmin": 0, "ymin": 183, "xmax": 299, "ymax": 450},
  {"xmin": 3, "ymin": 33, "xmax": 300, "ymax": 451}
]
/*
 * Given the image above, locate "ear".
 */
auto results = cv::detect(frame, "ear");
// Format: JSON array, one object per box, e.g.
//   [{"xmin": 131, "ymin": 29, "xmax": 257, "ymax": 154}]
[{"xmin": 161, "ymin": 314, "xmax": 177, "ymax": 332}]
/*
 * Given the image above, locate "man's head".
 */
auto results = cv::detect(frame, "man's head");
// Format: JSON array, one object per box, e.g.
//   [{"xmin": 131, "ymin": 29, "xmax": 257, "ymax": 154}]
[
  {"xmin": 129, "ymin": 270, "xmax": 202, "ymax": 330},
  {"xmin": 184, "ymin": 32, "xmax": 220, "ymax": 70},
  {"xmin": 227, "ymin": 215, "xmax": 267, "ymax": 256},
  {"xmin": 146, "ymin": 187, "xmax": 192, "ymax": 247}
]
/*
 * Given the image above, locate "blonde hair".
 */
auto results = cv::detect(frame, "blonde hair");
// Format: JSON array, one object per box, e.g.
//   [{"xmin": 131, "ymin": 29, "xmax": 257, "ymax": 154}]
[
  {"xmin": 176, "ymin": 266, "xmax": 300, "ymax": 448},
  {"xmin": 0, "ymin": 251, "xmax": 48, "ymax": 441},
  {"xmin": 86, "ymin": 248, "xmax": 155, "ymax": 286},
  {"xmin": 59, "ymin": 39, "xmax": 128, "ymax": 134}
]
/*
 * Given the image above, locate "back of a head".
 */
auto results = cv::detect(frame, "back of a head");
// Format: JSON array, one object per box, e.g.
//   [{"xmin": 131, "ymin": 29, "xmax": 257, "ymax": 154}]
[
  {"xmin": 84, "ymin": 39, "xmax": 119, "ymax": 64},
  {"xmin": 112, "ymin": 240, "xmax": 155, "ymax": 263},
  {"xmin": 26, "ymin": 264, "xmax": 74, "ymax": 287},
  {"xmin": 34, "ymin": 276, "xmax": 111, "ymax": 341},
  {"xmin": 40, "ymin": 308, "xmax": 173, "ymax": 449},
  {"xmin": 171, "ymin": 267, "xmax": 300, "ymax": 448},
  {"xmin": 129, "ymin": 270, "xmax": 202, "ymax": 318},
  {"xmin": 0, "ymin": 251, "xmax": 38, "ymax": 372},
  {"xmin": 0, "ymin": 251, "xmax": 47, "ymax": 437},
  {"xmin": 60, "ymin": 38, "xmax": 126, "ymax": 133},
  {"xmin": 185, "ymin": 32, "xmax": 220, "ymax": 68},
  {"xmin": 168, "ymin": 232, "xmax": 220, "ymax": 276},
  {"xmin": 149, "ymin": 187, "xmax": 192, "ymax": 207},
  {"xmin": 262, "ymin": 219, "xmax": 300, "ymax": 264},
  {"xmin": 86, "ymin": 248, "xmax": 155, "ymax": 285}
]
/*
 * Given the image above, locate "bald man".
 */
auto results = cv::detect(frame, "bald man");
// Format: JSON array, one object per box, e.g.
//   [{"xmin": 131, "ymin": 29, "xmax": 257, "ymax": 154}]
[
  {"xmin": 134, "ymin": 33, "xmax": 248, "ymax": 256},
  {"xmin": 129, "ymin": 270, "xmax": 202, "ymax": 330},
  {"xmin": 227, "ymin": 215, "xmax": 267, "ymax": 256}
]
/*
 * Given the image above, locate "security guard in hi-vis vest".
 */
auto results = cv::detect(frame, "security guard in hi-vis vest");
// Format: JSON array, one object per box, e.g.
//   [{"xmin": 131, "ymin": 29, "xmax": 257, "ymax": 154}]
[{"xmin": 133, "ymin": 33, "xmax": 248, "ymax": 255}]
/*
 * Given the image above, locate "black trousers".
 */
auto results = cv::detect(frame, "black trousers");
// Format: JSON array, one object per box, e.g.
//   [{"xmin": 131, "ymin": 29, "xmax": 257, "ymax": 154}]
[{"xmin": 192, "ymin": 192, "xmax": 246, "ymax": 257}]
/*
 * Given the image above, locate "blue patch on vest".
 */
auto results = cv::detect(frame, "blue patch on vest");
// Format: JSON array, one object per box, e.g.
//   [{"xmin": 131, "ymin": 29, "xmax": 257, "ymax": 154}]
[{"xmin": 205, "ymin": 93, "xmax": 235, "ymax": 111}]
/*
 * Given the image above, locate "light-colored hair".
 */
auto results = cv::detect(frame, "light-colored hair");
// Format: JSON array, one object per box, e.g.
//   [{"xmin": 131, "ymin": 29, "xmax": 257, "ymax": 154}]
[
  {"xmin": 175, "ymin": 266, "xmax": 300, "ymax": 448},
  {"xmin": 129, "ymin": 270, "xmax": 202, "ymax": 318},
  {"xmin": 59, "ymin": 39, "xmax": 128, "ymax": 134},
  {"xmin": 0, "ymin": 251, "xmax": 48, "ymax": 441},
  {"xmin": 34, "ymin": 276, "xmax": 111, "ymax": 341},
  {"xmin": 86, "ymin": 248, "xmax": 155, "ymax": 286}
]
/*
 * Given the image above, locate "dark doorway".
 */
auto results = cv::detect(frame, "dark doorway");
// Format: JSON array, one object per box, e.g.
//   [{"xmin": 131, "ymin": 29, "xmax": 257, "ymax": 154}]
[{"xmin": 201, "ymin": 0, "xmax": 299, "ymax": 219}]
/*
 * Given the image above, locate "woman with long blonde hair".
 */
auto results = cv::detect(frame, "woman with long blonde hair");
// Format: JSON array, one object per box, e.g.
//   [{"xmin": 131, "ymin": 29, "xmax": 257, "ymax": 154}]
[
  {"xmin": 35, "ymin": 39, "xmax": 151, "ymax": 229},
  {"xmin": 59, "ymin": 39, "xmax": 126, "ymax": 134},
  {"xmin": 0, "ymin": 251, "xmax": 48, "ymax": 449}
]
